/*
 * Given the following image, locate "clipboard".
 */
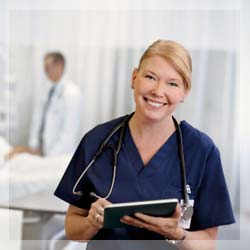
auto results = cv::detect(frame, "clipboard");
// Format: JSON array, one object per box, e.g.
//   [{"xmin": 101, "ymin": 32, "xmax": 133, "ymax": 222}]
[{"xmin": 103, "ymin": 198, "xmax": 178, "ymax": 228}]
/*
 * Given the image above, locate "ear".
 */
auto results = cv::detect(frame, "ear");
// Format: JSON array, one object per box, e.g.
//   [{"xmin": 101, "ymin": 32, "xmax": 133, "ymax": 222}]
[
  {"xmin": 131, "ymin": 68, "xmax": 138, "ymax": 89},
  {"xmin": 181, "ymin": 89, "xmax": 190, "ymax": 103}
]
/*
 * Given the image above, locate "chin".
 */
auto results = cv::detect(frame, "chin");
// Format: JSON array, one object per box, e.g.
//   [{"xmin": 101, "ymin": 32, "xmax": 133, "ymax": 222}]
[{"xmin": 142, "ymin": 110, "xmax": 171, "ymax": 123}]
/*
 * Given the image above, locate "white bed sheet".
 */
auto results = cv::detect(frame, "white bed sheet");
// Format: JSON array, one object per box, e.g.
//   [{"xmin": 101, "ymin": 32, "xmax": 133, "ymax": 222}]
[
  {"xmin": 0, "ymin": 137, "xmax": 71, "ymax": 202},
  {"xmin": 0, "ymin": 136, "xmax": 11, "ymax": 165}
]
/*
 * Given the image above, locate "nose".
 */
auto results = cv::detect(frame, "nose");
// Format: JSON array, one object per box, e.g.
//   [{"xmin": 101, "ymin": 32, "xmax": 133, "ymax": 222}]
[{"xmin": 151, "ymin": 81, "xmax": 166, "ymax": 96}]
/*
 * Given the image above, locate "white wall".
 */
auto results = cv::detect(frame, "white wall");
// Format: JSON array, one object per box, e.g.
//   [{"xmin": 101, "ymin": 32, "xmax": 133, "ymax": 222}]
[
  {"xmin": 8, "ymin": 10, "xmax": 239, "ymax": 140},
  {"xmin": 0, "ymin": 0, "xmax": 241, "ymax": 206},
  {"xmin": 240, "ymin": 0, "xmax": 250, "ymax": 212},
  {"xmin": 1, "ymin": 0, "xmax": 248, "ymax": 246}
]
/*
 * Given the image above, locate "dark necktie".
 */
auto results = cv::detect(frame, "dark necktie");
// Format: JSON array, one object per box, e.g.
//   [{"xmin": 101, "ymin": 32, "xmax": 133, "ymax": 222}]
[{"xmin": 38, "ymin": 86, "xmax": 56, "ymax": 154}]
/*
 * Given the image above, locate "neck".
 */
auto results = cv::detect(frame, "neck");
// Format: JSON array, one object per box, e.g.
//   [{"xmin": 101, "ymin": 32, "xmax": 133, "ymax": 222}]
[
  {"xmin": 129, "ymin": 112, "xmax": 175, "ymax": 140},
  {"xmin": 51, "ymin": 74, "xmax": 64, "ymax": 84}
]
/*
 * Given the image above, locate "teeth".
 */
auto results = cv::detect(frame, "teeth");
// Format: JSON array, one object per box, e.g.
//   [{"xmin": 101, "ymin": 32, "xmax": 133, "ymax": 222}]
[{"xmin": 147, "ymin": 99, "xmax": 164, "ymax": 108}]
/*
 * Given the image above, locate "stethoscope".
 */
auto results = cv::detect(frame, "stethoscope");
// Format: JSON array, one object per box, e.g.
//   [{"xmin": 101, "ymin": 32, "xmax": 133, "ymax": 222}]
[{"xmin": 72, "ymin": 113, "xmax": 193, "ymax": 222}]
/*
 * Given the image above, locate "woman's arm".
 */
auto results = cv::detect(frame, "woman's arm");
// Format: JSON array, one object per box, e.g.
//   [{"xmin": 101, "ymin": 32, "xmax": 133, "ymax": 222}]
[
  {"xmin": 121, "ymin": 205, "xmax": 218, "ymax": 250},
  {"xmin": 65, "ymin": 205, "xmax": 98, "ymax": 241},
  {"xmin": 65, "ymin": 198, "xmax": 111, "ymax": 241},
  {"xmin": 178, "ymin": 227, "xmax": 217, "ymax": 250}
]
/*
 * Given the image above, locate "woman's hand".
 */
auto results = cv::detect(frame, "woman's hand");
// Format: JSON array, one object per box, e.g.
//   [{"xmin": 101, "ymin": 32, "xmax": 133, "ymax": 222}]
[
  {"xmin": 86, "ymin": 198, "xmax": 111, "ymax": 229},
  {"xmin": 120, "ymin": 204, "xmax": 185, "ymax": 240}
]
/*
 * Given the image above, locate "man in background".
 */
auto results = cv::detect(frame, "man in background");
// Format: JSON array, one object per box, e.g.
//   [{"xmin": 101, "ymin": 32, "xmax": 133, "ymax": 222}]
[{"xmin": 6, "ymin": 52, "xmax": 82, "ymax": 158}]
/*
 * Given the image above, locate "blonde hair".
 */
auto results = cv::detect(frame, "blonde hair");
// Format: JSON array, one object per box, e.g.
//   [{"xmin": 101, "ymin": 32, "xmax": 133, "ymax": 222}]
[{"xmin": 138, "ymin": 40, "xmax": 192, "ymax": 90}]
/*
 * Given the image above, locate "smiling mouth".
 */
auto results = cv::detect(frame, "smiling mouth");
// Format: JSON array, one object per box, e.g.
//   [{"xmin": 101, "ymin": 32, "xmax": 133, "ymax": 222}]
[{"xmin": 144, "ymin": 97, "xmax": 167, "ymax": 108}]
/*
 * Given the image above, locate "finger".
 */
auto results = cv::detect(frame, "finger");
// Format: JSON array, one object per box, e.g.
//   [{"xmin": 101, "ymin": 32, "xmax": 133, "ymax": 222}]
[
  {"xmin": 95, "ymin": 214, "xmax": 104, "ymax": 227},
  {"xmin": 94, "ymin": 204, "xmax": 104, "ymax": 215},
  {"xmin": 92, "ymin": 203, "xmax": 105, "ymax": 216},
  {"xmin": 89, "ymin": 207, "xmax": 101, "ymax": 220},
  {"xmin": 98, "ymin": 198, "xmax": 112, "ymax": 207},
  {"xmin": 121, "ymin": 215, "xmax": 146, "ymax": 228},
  {"xmin": 134, "ymin": 213, "xmax": 180, "ymax": 234},
  {"xmin": 97, "ymin": 206, "xmax": 104, "ymax": 215},
  {"xmin": 88, "ymin": 210, "xmax": 103, "ymax": 228},
  {"xmin": 94, "ymin": 199, "xmax": 111, "ymax": 213},
  {"xmin": 121, "ymin": 216, "xmax": 158, "ymax": 232},
  {"xmin": 121, "ymin": 215, "xmax": 149, "ymax": 228},
  {"xmin": 88, "ymin": 216, "xmax": 102, "ymax": 228},
  {"xmin": 97, "ymin": 215, "xmax": 104, "ymax": 224},
  {"xmin": 134, "ymin": 213, "xmax": 163, "ymax": 225}
]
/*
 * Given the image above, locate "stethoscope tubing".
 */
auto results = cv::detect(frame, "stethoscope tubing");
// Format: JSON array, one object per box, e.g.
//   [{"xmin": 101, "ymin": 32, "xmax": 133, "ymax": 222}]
[
  {"xmin": 72, "ymin": 113, "xmax": 190, "ymax": 207},
  {"xmin": 72, "ymin": 114, "xmax": 130, "ymax": 198},
  {"xmin": 173, "ymin": 117, "xmax": 189, "ymax": 205}
]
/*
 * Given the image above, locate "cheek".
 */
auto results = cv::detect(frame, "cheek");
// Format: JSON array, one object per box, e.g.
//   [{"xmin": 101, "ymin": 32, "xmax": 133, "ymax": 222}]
[
  {"xmin": 168, "ymin": 91, "xmax": 185, "ymax": 104},
  {"xmin": 134, "ymin": 80, "xmax": 151, "ymax": 95},
  {"xmin": 133, "ymin": 89, "xmax": 142, "ymax": 105}
]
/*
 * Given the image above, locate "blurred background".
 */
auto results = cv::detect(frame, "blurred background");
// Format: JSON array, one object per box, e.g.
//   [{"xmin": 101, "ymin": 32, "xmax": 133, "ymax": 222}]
[{"xmin": 0, "ymin": 0, "xmax": 249, "ymax": 250}]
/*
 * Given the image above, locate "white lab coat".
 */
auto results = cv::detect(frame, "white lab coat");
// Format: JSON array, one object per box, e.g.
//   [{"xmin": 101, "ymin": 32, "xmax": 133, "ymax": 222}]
[{"xmin": 29, "ymin": 76, "xmax": 82, "ymax": 156}]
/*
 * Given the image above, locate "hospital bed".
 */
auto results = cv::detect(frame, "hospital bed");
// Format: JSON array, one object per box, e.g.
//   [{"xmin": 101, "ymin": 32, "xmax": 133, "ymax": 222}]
[
  {"xmin": 0, "ymin": 190, "xmax": 69, "ymax": 250},
  {"xmin": 0, "ymin": 208, "xmax": 23, "ymax": 250},
  {"xmin": 0, "ymin": 136, "xmax": 74, "ymax": 250},
  {"xmin": 0, "ymin": 151, "xmax": 72, "ymax": 203}
]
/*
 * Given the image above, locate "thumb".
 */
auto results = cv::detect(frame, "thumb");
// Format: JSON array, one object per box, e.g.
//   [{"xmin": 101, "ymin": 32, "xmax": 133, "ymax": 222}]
[{"xmin": 172, "ymin": 203, "xmax": 182, "ymax": 219}]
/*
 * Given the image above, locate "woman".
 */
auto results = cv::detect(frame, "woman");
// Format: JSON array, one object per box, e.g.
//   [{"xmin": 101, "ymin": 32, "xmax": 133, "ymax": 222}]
[{"xmin": 54, "ymin": 40, "xmax": 235, "ymax": 250}]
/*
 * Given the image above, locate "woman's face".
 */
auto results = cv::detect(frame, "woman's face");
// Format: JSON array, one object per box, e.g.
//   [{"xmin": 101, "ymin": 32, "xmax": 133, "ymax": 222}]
[{"xmin": 132, "ymin": 55, "xmax": 188, "ymax": 123}]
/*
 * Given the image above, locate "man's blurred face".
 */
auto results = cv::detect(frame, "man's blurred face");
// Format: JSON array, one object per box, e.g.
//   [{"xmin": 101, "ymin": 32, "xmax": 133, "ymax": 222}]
[{"xmin": 44, "ymin": 56, "xmax": 64, "ymax": 83}]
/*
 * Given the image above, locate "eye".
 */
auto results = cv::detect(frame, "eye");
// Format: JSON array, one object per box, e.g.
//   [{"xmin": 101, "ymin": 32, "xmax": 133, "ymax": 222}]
[
  {"xmin": 168, "ymin": 82, "xmax": 178, "ymax": 87},
  {"xmin": 145, "ymin": 75, "xmax": 156, "ymax": 81}
]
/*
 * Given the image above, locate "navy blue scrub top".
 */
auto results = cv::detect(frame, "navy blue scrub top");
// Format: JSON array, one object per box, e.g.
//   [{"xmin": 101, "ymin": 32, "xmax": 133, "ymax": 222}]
[{"xmin": 54, "ymin": 115, "xmax": 235, "ymax": 246}]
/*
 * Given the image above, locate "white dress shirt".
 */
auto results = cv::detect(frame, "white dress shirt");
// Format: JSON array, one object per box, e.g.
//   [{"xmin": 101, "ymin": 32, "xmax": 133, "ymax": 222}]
[{"xmin": 29, "ymin": 76, "xmax": 82, "ymax": 156}]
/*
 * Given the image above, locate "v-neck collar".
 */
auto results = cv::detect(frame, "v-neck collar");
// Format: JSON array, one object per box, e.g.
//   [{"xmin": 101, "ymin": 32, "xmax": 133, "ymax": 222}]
[{"xmin": 123, "ymin": 123, "xmax": 179, "ymax": 176}]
